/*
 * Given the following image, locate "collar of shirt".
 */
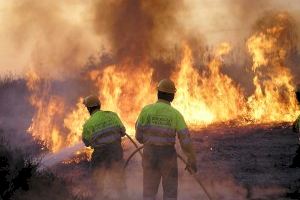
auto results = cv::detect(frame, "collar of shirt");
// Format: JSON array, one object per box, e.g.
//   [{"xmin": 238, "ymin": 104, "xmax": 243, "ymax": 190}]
[
  {"xmin": 157, "ymin": 99, "xmax": 171, "ymax": 105},
  {"xmin": 91, "ymin": 109, "xmax": 100, "ymax": 116}
]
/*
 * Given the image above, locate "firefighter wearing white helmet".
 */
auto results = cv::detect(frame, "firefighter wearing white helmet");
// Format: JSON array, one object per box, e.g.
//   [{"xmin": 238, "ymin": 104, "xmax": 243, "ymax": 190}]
[
  {"xmin": 135, "ymin": 79, "xmax": 197, "ymax": 200},
  {"xmin": 291, "ymin": 85, "xmax": 300, "ymax": 167},
  {"xmin": 82, "ymin": 95, "xmax": 127, "ymax": 198}
]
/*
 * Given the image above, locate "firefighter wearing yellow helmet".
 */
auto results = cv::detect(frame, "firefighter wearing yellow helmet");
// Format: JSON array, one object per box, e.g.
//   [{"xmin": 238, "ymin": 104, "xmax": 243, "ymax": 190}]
[
  {"xmin": 291, "ymin": 85, "xmax": 300, "ymax": 167},
  {"xmin": 82, "ymin": 95, "xmax": 127, "ymax": 198},
  {"xmin": 135, "ymin": 79, "xmax": 197, "ymax": 200}
]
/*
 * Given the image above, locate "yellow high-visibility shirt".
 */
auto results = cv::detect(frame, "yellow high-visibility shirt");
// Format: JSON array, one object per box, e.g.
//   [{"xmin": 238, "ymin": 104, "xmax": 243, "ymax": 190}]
[
  {"xmin": 82, "ymin": 110, "xmax": 125, "ymax": 147},
  {"xmin": 135, "ymin": 99, "xmax": 196, "ymax": 161}
]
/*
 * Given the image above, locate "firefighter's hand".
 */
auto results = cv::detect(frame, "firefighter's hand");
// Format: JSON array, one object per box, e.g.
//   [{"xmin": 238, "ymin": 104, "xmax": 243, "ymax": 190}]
[{"xmin": 186, "ymin": 158, "xmax": 197, "ymax": 173}]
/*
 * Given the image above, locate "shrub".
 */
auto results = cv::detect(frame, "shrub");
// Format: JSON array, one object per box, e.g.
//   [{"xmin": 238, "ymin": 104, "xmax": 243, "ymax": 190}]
[{"xmin": 0, "ymin": 136, "xmax": 84, "ymax": 200}]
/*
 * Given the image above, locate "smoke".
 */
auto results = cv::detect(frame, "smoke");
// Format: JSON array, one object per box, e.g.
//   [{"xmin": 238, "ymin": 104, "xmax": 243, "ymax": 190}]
[
  {"xmin": 0, "ymin": 0, "xmax": 186, "ymax": 79},
  {"xmin": 1, "ymin": 0, "xmax": 299, "ymax": 146},
  {"xmin": 182, "ymin": 0, "xmax": 300, "ymax": 45},
  {"xmin": 0, "ymin": 0, "xmax": 100, "ymax": 78},
  {"xmin": 253, "ymin": 11, "xmax": 297, "ymax": 49},
  {"xmin": 91, "ymin": 0, "xmax": 187, "ymax": 81},
  {"xmin": 93, "ymin": 0, "xmax": 181, "ymax": 63},
  {"xmin": 1, "ymin": 1, "xmax": 300, "ymax": 199},
  {"xmin": 253, "ymin": 11, "xmax": 299, "ymax": 80},
  {"xmin": 0, "ymin": 0, "xmax": 299, "ymax": 78}
]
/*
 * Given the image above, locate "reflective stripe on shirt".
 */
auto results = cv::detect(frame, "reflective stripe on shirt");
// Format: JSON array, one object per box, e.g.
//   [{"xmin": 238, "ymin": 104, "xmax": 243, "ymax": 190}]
[
  {"xmin": 92, "ymin": 133, "xmax": 121, "ymax": 146},
  {"xmin": 91, "ymin": 126, "xmax": 122, "ymax": 140},
  {"xmin": 136, "ymin": 124, "xmax": 177, "ymax": 145},
  {"xmin": 90, "ymin": 126, "xmax": 122, "ymax": 146},
  {"xmin": 137, "ymin": 125, "xmax": 176, "ymax": 137},
  {"xmin": 143, "ymin": 135, "xmax": 176, "ymax": 145},
  {"xmin": 177, "ymin": 128, "xmax": 192, "ymax": 145},
  {"xmin": 135, "ymin": 100, "xmax": 192, "ymax": 146}
]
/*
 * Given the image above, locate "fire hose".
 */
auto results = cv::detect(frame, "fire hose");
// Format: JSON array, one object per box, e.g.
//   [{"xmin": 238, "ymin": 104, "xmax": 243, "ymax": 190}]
[
  {"xmin": 124, "ymin": 134, "xmax": 212, "ymax": 200},
  {"xmin": 125, "ymin": 133, "xmax": 142, "ymax": 156}
]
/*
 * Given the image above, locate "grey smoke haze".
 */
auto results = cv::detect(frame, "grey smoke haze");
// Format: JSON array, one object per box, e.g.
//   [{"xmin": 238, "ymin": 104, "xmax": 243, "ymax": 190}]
[
  {"xmin": 0, "ymin": 0, "xmax": 299, "ymax": 150},
  {"xmin": 0, "ymin": 0, "xmax": 100, "ymax": 78},
  {"xmin": 0, "ymin": 0, "xmax": 300, "ymax": 163},
  {"xmin": 1, "ymin": 1, "xmax": 300, "ymax": 199},
  {"xmin": 92, "ymin": 0, "xmax": 183, "ymax": 64},
  {"xmin": 0, "ymin": 0, "xmax": 299, "ymax": 77},
  {"xmin": 183, "ymin": 0, "xmax": 300, "ymax": 45}
]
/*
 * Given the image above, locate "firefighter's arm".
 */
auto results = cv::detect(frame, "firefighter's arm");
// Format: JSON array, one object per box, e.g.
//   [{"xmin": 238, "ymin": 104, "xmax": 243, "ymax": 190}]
[
  {"xmin": 114, "ymin": 113, "xmax": 126, "ymax": 137},
  {"xmin": 178, "ymin": 129, "xmax": 197, "ymax": 164},
  {"xmin": 176, "ymin": 113, "xmax": 197, "ymax": 172},
  {"xmin": 135, "ymin": 110, "xmax": 146, "ymax": 144},
  {"xmin": 82, "ymin": 125, "xmax": 91, "ymax": 147}
]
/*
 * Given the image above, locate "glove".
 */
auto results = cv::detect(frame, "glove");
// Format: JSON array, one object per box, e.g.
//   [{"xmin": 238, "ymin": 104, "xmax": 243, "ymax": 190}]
[{"xmin": 186, "ymin": 158, "xmax": 197, "ymax": 173}]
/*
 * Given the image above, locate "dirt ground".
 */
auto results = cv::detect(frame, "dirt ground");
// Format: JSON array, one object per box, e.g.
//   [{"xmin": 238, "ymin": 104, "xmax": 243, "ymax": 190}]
[
  {"xmin": 187, "ymin": 123, "xmax": 300, "ymax": 200},
  {"xmin": 53, "ymin": 123, "xmax": 300, "ymax": 200}
]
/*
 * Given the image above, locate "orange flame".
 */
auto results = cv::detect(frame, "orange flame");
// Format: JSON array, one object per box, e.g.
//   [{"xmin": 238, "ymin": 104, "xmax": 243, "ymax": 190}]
[
  {"xmin": 172, "ymin": 43, "xmax": 246, "ymax": 127},
  {"xmin": 246, "ymin": 14, "xmax": 299, "ymax": 122},
  {"xmin": 26, "ymin": 70, "xmax": 65, "ymax": 152},
  {"xmin": 26, "ymin": 14, "xmax": 299, "ymax": 153},
  {"xmin": 89, "ymin": 64, "xmax": 155, "ymax": 134}
]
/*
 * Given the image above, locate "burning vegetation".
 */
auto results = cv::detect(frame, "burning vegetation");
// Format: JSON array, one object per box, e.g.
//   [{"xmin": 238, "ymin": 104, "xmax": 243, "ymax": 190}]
[
  {"xmin": 24, "ymin": 10, "xmax": 300, "ymax": 153},
  {"xmin": 1, "ymin": 0, "xmax": 300, "ymax": 199}
]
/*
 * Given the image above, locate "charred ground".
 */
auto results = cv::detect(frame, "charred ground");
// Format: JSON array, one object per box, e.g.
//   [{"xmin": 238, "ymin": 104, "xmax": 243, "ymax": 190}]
[
  {"xmin": 1, "ymin": 75, "xmax": 300, "ymax": 200},
  {"xmin": 41, "ymin": 124, "xmax": 300, "ymax": 200}
]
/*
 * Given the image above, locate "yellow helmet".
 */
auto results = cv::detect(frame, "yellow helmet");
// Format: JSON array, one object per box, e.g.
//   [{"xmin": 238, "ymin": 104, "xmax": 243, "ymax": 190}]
[
  {"xmin": 83, "ymin": 95, "xmax": 101, "ymax": 108},
  {"xmin": 157, "ymin": 79, "xmax": 176, "ymax": 94}
]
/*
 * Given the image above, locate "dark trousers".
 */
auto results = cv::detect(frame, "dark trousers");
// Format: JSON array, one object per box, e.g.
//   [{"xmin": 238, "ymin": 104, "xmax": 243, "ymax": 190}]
[
  {"xmin": 142, "ymin": 145, "xmax": 178, "ymax": 200},
  {"xmin": 91, "ymin": 141, "xmax": 123, "ymax": 168},
  {"xmin": 90, "ymin": 142, "xmax": 126, "ymax": 199}
]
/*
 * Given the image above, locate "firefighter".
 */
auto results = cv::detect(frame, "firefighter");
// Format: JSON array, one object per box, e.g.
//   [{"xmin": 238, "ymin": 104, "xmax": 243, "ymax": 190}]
[
  {"xmin": 291, "ymin": 85, "xmax": 300, "ymax": 167},
  {"xmin": 82, "ymin": 95, "xmax": 127, "ymax": 198},
  {"xmin": 135, "ymin": 79, "xmax": 197, "ymax": 200}
]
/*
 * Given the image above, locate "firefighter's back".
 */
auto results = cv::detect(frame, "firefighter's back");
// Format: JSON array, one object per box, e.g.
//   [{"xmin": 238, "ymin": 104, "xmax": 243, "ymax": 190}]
[{"xmin": 136, "ymin": 100, "xmax": 183, "ymax": 146}]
